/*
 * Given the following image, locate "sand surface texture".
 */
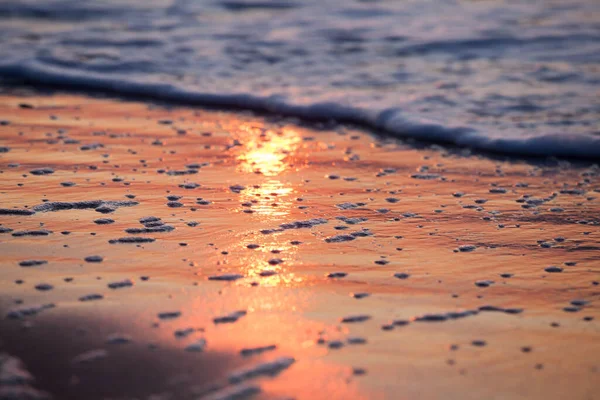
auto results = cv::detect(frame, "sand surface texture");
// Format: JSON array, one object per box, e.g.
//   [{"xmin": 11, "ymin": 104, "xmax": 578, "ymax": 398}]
[{"xmin": 0, "ymin": 92, "xmax": 599, "ymax": 400}]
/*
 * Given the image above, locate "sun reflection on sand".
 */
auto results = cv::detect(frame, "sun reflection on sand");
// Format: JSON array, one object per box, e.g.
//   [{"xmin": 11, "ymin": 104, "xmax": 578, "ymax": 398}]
[
  {"xmin": 229, "ymin": 235, "xmax": 309, "ymax": 289},
  {"xmin": 231, "ymin": 124, "xmax": 307, "ymax": 287},
  {"xmin": 235, "ymin": 124, "xmax": 302, "ymax": 176},
  {"xmin": 233, "ymin": 123, "xmax": 302, "ymax": 218},
  {"xmin": 239, "ymin": 257, "xmax": 306, "ymax": 290},
  {"xmin": 238, "ymin": 180, "xmax": 295, "ymax": 217}
]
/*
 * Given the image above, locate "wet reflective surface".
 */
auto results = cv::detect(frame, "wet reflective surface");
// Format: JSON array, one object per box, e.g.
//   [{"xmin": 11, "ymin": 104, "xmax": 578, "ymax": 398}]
[{"xmin": 0, "ymin": 92, "xmax": 599, "ymax": 399}]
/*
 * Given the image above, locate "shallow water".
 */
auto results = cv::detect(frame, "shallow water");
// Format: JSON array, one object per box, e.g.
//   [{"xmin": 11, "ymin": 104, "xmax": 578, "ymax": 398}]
[{"xmin": 1, "ymin": 0, "xmax": 599, "ymax": 157}]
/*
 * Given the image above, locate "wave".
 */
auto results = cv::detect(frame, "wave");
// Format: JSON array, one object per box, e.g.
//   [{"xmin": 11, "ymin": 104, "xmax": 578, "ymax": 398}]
[
  {"xmin": 219, "ymin": 1, "xmax": 301, "ymax": 11},
  {"xmin": 2, "ymin": 60, "xmax": 599, "ymax": 159},
  {"xmin": 395, "ymin": 34, "xmax": 600, "ymax": 62},
  {"xmin": 0, "ymin": 1, "xmax": 138, "ymax": 21}
]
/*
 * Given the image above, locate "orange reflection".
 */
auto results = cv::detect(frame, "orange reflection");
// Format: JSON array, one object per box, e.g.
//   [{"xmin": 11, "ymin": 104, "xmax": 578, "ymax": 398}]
[
  {"xmin": 238, "ymin": 179, "xmax": 295, "ymax": 218},
  {"xmin": 230, "ymin": 125, "xmax": 308, "ymax": 288},
  {"xmin": 240, "ymin": 259, "xmax": 305, "ymax": 290},
  {"xmin": 233, "ymin": 124, "xmax": 302, "ymax": 220},
  {"xmin": 235, "ymin": 124, "xmax": 302, "ymax": 176},
  {"xmin": 230, "ymin": 235, "xmax": 306, "ymax": 289}
]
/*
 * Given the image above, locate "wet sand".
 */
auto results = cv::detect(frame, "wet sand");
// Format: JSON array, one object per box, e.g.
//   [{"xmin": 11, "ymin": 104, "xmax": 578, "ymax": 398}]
[{"xmin": 0, "ymin": 89, "xmax": 599, "ymax": 400}]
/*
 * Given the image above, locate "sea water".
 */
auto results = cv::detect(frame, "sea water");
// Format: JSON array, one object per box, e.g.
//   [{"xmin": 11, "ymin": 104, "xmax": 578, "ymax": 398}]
[{"xmin": 0, "ymin": 0, "xmax": 599, "ymax": 157}]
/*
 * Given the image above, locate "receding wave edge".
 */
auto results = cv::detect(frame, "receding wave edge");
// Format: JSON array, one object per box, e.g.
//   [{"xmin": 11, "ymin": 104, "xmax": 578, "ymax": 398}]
[{"xmin": 1, "ymin": 61, "xmax": 599, "ymax": 159}]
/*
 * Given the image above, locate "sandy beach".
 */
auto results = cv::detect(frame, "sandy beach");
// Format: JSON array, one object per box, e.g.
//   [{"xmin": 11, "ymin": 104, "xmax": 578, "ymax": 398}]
[{"xmin": 0, "ymin": 90, "xmax": 599, "ymax": 400}]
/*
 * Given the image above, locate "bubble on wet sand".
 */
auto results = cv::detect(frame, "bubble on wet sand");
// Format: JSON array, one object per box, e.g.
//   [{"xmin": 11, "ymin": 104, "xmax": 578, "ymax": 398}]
[
  {"xmin": 139, "ymin": 216, "xmax": 160, "ymax": 224},
  {"xmin": 228, "ymin": 357, "xmax": 295, "ymax": 384},
  {"xmin": 347, "ymin": 337, "xmax": 367, "ymax": 345},
  {"xmin": 325, "ymin": 234, "xmax": 355, "ymax": 243},
  {"xmin": 79, "ymin": 294, "xmax": 104, "ymax": 302},
  {"xmin": 340, "ymin": 315, "xmax": 371, "ymax": 323},
  {"xmin": 412, "ymin": 310, "xmax": 479, "ymax": 322},
  {"xmin": 29, "ymin": 168, "xmax": 54, "ymax": 176},
  {"xmin": 479, "ymin": 305, "xmax": 523, "ymax": 314},
  {"xmin": 279, "ymin": 218, "xmax": 328, "ymax": 230},
  {"xmin": 107, "ymin": 279, "xmax": 134, "ymax": 289},
  {"xmin": 230, "ymin": 184, "xmax": 246, "ymax": 193},
  {"xmin": 12, "ymin": 230, "xmax": 52, "ymax": 237},
  {"xmin": 19, "ymin": 260, "xmax": 47, "ymax": 267},
  {"xmin": 240, "ymin": 345, "xmax": 277, "ymax": 357},
  {"xmin": 94, "ymin": 218, "xmax": 115, "ymax": 224},
  {"xmin": 109, "ymin": 237, "xmax": 155, "ymax": 244},
  {"xmin": 457, "ymin": 245, "xmax": 477, "ymax": 252},
  {"xmin": 32, "ymin": 200, "xmax": 138, "ymax": 213},
  {"xmin": 34, "ymin": 283, "xmax": 53, "ymax": 291},
  {"xmin": 0, "ymin": 209, "xmax": 36, "ymax": 216},
  {"xmin": 411, "ymin": 314, "xmax": 448, "ymax": 322},
  {"xmin": 158, "ymin": 311, "xmax": 182, "ymax": 320},
  {"xmin": 570, "ymin": 299, "xmax": 589, "ymax": 307},
  {"xmin": 125, "ymin": 225, "xmax": 174, "ymax": 233},
  {"xmin": 6, "ymin": 303, "xmax": 55, "ymax": 319},
  {"xmin": 214, "ymin": 310, "xmax": 247, "ymax": 324},
  {"xmin": 337, "ymin": 216, "xmax": 368, "ymax": 225},
  {"xmin": 180, "ymin": 182, "xmax": 201, "ymax": 189},
  {"xmin": 174, "ymin": 327, "xmax": 196, "ymax": 338},
  {"xmin": 327, "ymin": 341, "xmax": 344, "ymax": 349},
  {"xmin": 411, "ymin": 174, "xmax": 441, "ymax": 180},
  {"xmin": 185, "ymin": 338, "xmax": 207, "ymax": 352},
  {"xmin": 208, "ymin": 274, "xmax": 244, "ymax": 281}
]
